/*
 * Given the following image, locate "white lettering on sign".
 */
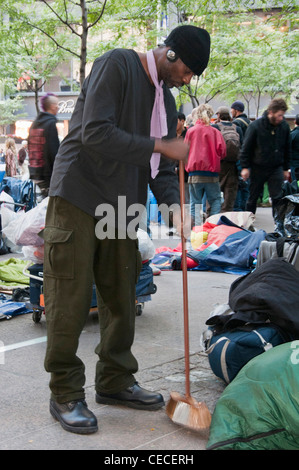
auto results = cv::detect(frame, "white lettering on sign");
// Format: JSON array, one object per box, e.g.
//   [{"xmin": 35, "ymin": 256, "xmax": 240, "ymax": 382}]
[{"xmin": 58, "ymin": 99, "xmax": 76, "ymax": 114}]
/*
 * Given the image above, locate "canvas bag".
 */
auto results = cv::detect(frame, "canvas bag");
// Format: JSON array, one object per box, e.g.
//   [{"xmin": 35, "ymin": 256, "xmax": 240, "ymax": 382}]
[
  {"xmin": 204, "ymin": 324, "xmax": 287, "ymax": 384},
  {"xmin": 217, "ymin": 122, "xmax": 240, "ymax": 162}
]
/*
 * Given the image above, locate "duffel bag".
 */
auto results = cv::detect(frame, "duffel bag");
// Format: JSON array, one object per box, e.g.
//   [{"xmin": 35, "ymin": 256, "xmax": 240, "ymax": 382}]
[{"xmin": 205, "ymin": 324, "xmax": 287, "ymax": 384}]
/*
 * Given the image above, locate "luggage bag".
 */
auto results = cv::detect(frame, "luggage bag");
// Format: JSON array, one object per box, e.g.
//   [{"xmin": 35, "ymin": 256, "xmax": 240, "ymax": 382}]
[
  {"xmin": 135, "ymin": 260, "xmax": 157, "ymax": 316},
  {"xmin": 205, "ymin": 324, "xmax": 287, "ymax": 384}
]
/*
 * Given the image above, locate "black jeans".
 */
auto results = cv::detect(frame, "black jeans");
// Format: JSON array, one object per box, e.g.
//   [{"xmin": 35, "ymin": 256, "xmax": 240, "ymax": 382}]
[{"xmin": 246, "ymin": 166, "xmax": 284, "ymax": 215}]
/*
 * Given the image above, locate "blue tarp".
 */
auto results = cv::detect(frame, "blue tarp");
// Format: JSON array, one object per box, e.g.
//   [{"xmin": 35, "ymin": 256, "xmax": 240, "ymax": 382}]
[
  {"xmin": 0, "ymin": 300, "xmax": 32, "ymax": 320},
  {"xmin": 190, "ymin": 229, "xmax": 266, "ymax": 274},
  {"xmin": 152, "ymin": 215, "xmax": 266, "ymax": 275}
]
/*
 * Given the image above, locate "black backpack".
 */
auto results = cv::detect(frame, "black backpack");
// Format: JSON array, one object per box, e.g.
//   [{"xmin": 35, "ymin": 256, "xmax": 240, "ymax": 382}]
[{"xmin": 217, "ymin": 122, "xmax": 240, "ymax": 162}]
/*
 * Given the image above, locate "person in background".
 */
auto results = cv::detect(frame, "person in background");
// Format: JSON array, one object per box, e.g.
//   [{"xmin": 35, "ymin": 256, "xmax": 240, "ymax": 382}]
[
  {"xmin": 185, "ymin": 113, "xmax": 193, "ymax": 129},
  {"xmin": 185, "ymin": 107, "xmax": 198, "ymax": 130},
  {"xmin": 176, "ymin": 112, "xmax": 187, "ymax": 139},
  {"xmin": 290, "ymin": 114, "xmax": 299, "ymax": 182},
  {"xmin": 240, "ymin": 98, "xmax": 291, "ymax": 217},
  {"xmin": 230, "ymin": 100, "xmax": 251, "ymax": 135},
  {"xmin": 28, "ymin": 93, "xmax": 60, "ymax": 198},
  {"xmin": 4, "ymin": 137, "xmax": 18, "ymax": 177},
  {"xmin": 231, "ymin": 100, "xmax": 251, "ymax": 211},
  {"xmin": 42, "ymin": 25, "xmax": 211, "ymax": 435},
  {"xmin": 213, "ymin": 106, "xmax": 243, "ymax": 212},
  {"xmin": 167, "ymin": 111, "xmax": 188, "ymax": 236},
  {"xmin": 185, "ymin": 103, "xmax": 226, "ymax": 226},
  {"xmin": 0, "ymin": 148, "xmax": 5, "ymax": 163},
  {"xmin": 18, "ymin": 140, "xmax": 29, "ymax": 179}
]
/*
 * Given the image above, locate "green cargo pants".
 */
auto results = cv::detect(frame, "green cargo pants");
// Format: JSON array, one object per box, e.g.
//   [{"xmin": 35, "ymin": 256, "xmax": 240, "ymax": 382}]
[{"xmin": 42, "ymin": 196, "xmax": 142, "ymax": 404}]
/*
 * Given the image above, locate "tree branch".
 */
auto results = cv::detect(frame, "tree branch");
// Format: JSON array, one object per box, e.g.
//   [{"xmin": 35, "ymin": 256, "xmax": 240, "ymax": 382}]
[
  {"xmin": 21, "ymin": 21, "xmax": 81, "ymax": 59},
  {"xmin": 40, "ymin": 0, "xmax": 80, "ymax": 36},
  {"xmin": 63, "ymin": 0, "xmax": 69, "ymax": 24},
  {"xmin": 180, "ymin": 86, "xmax": 199, "ymax": 108},
  {"xmin": 87, "ymin": 0, "xmax": 108, "ymax": 30},
  {"xmin": 205, "ymin": 75, "xmax": 243, "ymax": 102}
]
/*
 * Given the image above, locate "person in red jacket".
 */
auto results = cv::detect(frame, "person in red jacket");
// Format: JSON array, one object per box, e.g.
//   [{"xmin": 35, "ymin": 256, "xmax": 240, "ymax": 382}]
[{"xmin": 185, "ymin": 103, "xmax": 226, "ymax": 226}]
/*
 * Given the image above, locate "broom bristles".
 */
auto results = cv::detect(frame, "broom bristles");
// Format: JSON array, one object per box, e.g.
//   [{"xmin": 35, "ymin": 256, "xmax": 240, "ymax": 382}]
[{"xmin": 166, "ymin": 392, "xmax": 211, "ymax": 431}]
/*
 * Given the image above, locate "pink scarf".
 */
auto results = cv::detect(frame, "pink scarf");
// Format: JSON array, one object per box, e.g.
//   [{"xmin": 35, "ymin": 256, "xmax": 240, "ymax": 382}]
[{"xmin": 146, "ymin": 50, "xmax": 168, "ymax": 178}]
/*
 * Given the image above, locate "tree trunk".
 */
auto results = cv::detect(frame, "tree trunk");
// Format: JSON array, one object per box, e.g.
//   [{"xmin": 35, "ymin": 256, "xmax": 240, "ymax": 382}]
[
  {"xmin": 34, "ymin": 80, "xmax": 40, "ymax": 115},
  {"xmin": 256, "ymin": 89, "xmax": 261, "ymax": 119},
  {"xmin": 80, "ymin": 0, "xmax": 88, "ymax": 88},
  {"xmin": 186, "ymin": 85, "xmax": 198, "ymax": 108}
]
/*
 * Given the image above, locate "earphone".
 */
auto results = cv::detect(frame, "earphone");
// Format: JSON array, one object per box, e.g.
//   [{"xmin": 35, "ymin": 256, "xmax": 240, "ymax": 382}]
[{"xmin": 166, "ymin": 49, "xmax": 178, "ymax": 62}]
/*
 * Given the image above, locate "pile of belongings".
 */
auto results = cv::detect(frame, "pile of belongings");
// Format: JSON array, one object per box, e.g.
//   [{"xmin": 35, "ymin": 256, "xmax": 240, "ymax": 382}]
[
  {"xmin": 202, "ymin": 257, "xmax": 299, "ymax": 450},
  {"xmin": 253, "ymin": 191, "xmax": 299, "ymax": 271},
  {"xmin": 0, "ymin": 187, "xmax": 46, "ymax": 319},
  {"xmin": 152, "ymin": 211, "xmax": 266, "ymax": 275},
  {"xmin": 203, "ymin": 189, "xmax": 299, "ymax": 449}
]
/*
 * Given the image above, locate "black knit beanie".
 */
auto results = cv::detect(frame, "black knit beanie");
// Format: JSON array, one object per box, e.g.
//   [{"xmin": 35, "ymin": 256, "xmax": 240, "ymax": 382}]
[{"xmin": 164, "ymin": 25, "xmax": 211, "ymax": 76}]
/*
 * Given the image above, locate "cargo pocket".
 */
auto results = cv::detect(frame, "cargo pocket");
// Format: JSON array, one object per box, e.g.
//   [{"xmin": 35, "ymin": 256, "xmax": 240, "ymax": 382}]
[{"xmin": 40, "ymin": 226, "xmax": 75, "ymax": 279}]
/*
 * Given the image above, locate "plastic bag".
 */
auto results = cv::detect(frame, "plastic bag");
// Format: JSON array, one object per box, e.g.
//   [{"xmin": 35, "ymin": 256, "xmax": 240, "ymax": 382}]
[
  {"xmin": 22, "ymin": 245, "xmax": 44, "ymax": 264},
  {"xmin": 3, "ymin": 197, "xmax": 48, "ymax": 247},
  {"xmin": 274, "ymin": 194, "xmax": 299, "ymax": 237},
  {"xmin": 0, "ymin": 190, "xmax": 15, "ymax": 211},
  {"xmin": 137, "ymin": 228, "xmax": 155, "ymax": 261},
  {"xmin": 1, "ymin": 206, "xmax": 22, "ymax": 253}
]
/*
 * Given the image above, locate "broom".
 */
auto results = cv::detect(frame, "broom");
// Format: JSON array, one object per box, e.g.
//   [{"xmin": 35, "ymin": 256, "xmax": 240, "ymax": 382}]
[{"xmin": 166, "ymin": 160, "xmax": 212, "ymax": 431}]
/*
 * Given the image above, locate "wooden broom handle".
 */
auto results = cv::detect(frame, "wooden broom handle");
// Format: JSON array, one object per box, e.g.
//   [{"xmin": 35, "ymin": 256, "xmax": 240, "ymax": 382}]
[{"xmin": 179, "ymin": 160, "xmax": 190, "ymax": 398}]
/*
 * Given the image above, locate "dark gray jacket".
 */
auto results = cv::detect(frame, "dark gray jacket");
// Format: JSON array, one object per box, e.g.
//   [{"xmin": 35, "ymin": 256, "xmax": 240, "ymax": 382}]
[
  {"xmin": 49, "ymin": 49, "xmax": 179, "ymax": 227},
  {"xmin": 240, "ymin": 111, "xmax": 291, "ymax": 171}
]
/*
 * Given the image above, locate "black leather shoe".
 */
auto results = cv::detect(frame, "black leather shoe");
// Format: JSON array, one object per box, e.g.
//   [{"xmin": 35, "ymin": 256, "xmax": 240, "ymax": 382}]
[
  {"xmin": 50, "ymin": 399, "xmax": 98, "ymax": 434},
  {"xmin": 95, "ymin": 382, "xmax": 164, "ymax": 410}
]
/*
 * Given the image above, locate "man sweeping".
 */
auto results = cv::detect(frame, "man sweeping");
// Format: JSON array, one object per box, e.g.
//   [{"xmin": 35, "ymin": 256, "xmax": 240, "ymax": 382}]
[{"xmin": 43, "ymin": 25, "xmax": 210, "ymax": 434}]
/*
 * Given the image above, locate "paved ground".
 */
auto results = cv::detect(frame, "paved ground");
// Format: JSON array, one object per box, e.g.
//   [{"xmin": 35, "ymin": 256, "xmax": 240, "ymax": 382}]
[{"xmin": 0, "ymin": 208, "xmax": 274, "ymax": 452}]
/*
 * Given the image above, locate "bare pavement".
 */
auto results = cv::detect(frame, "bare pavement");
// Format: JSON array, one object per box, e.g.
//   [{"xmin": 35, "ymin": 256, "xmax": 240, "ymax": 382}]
[{"xmin": 0, "ymin": 208, "xmax": 274, "ymax": 453}]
